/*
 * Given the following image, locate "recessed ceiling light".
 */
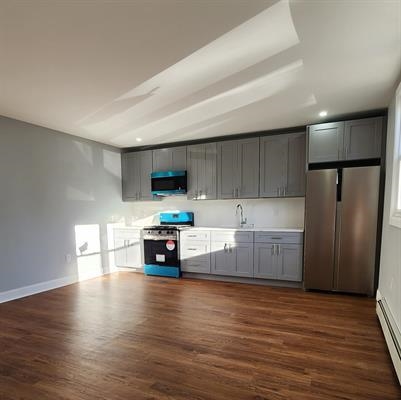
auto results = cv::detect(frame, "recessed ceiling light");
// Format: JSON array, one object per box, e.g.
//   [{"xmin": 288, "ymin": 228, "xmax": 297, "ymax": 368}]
[
  {"xmin": 136, "ymin": 138, "xmax": 142, "ymax": 142},
  {"xmin": 319, "ymin": 110, "xmax": 328, "ymax": 117}
]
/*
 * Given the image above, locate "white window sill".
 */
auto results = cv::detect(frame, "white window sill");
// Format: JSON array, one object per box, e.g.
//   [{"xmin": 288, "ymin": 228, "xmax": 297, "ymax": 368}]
[{"xmin": 390, "ymin": 214, "xmax": 401, "ymax": 229}]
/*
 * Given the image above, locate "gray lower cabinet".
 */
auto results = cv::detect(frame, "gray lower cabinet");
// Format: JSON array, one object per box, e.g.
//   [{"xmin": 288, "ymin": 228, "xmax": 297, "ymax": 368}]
[
  {"xmin": 254, "ymin": 243, "xmax": 276, "ymax": 278},
  {"xmin": 308, "ymin": 117, "xmax": 383, "ymax": 163},
  {"xmin": 114, "ymin": 229, "xmax": 142, "ymax": 268},
  {"xmin": 152, "ymin": 146, "xmax": 187, "ymax": 171},
  {"xmin": 211, "ymin": 241, "xmax": 253, "ymax": 277},
  {"xmin": 308, "ymin": 122, "xmax": 344, "ymax": 163},
  {"xmin": 259, "ymin": 132, "xmax": 306, "ymax": 197},
  {"xmin": 187, "ymin": 143, "xmax": 217, "ymax": 200},
  {"xmin": 217, "ymin": 138, "xmax": 259, "ymax": 199},
  {"xmin": 122, "ymin": 151, "xmax": 152, "ymax": 201},
  {"xmin": 344, "ymin": 117, "xmax": 382, "ymax": 160},
  {"xmin": 254, "ymin": 232, "xmax": 303, "ymax": 282}
]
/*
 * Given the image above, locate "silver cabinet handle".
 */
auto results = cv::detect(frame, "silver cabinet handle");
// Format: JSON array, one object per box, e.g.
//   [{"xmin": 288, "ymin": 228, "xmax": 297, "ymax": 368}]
[
  {"xmin": 271, "ymin": 245, "xmax": 274, "ymax": 256},
  {"xmin": 345, "ymin": 146, "xmax": 348, "ymax": 159},
  {"xmin": 271, "ymin": 237, "xmax": 282, "ymax": 240},
  {"xmin": 224, "ymin": 243, "xmax": 227, "ymax": 252},
  {"xmin": 187, "ymin": 234, "xmax": 197, "ymax": 238},
  {"xmin": 278, "ymin": 244, "xmax": 281, "ymax": 255},
  {"xmin": 187, "ymin": 248, "xmax": 197, "ymax": 251}
]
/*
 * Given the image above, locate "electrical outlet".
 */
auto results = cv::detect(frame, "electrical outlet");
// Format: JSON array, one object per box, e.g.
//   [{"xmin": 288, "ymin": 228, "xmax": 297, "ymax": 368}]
[{"xmin": 65, "ymin": 254, "xmax": 72, "ymax": 263}]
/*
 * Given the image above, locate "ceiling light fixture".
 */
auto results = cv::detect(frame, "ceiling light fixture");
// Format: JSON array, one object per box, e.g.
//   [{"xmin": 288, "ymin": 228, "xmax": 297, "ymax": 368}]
[
  {"xmin": 319, "ymin": 110, "xmax": 328, "ymax": 117},
  {"xmin": 136, "ymin": 138, "xmax": 142, "ymax": 142}
]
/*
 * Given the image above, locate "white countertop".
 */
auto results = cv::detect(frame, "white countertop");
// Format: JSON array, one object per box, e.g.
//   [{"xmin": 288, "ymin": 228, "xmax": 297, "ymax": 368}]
[
  {"xmin": 183, "ymin": 226, "xmax": 304, "ymax": 232},
  {"xmin": 116, "ymin": 225, "xmax": 303, "ymax": 233}
]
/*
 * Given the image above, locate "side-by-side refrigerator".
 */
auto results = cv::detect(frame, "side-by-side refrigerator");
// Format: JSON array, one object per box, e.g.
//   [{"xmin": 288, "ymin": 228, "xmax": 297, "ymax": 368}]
[{"xmin": 304, "ymin": 166, "xmax": 380, "ymax": 296}]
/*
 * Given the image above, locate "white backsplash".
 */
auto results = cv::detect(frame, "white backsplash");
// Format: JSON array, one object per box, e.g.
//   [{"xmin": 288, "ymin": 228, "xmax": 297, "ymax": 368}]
[{"xmin": 128, "ymin": 197, "xmax": 305, "ymax": 228}]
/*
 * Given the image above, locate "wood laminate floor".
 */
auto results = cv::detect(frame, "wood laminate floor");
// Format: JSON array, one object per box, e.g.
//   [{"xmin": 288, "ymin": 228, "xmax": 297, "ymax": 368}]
[{"xmin": 0, "ymin": 273, "xmax": 399, "ymax": 400}]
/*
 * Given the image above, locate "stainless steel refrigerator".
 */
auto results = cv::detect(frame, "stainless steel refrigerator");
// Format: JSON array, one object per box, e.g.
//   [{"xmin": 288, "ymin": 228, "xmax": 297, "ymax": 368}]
[{"xmin": 304, "ymin": 166, "xmax": 380, "ymax": 296}]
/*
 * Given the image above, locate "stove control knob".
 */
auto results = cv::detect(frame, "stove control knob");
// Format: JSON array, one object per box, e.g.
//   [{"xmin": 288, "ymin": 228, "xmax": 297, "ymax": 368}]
[{"xmin": 158, "ymin": 230, "xmax": 161, "ymax": 234}]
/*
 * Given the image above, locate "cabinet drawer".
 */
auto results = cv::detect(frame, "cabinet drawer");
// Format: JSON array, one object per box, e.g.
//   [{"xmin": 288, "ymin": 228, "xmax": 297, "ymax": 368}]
[
  {"xmin": 114, "ymin": 228, "xmax": 142, "ymax": 240},
  {"xmin": 180, "ymin": 230, "xmax": 210, "ymax": 241},
  {"xmin": 180, "ymin": 242, "xmax": 210, "ymax": 259},
  {"xmin": 254, "ymin": 232, "xmax": 303, "ymax": 244},
  {"xmin": 181, "ymin": 259, "xmax": 211, "ymax": 273},
  {"xmin": 211, "ymin": 230, "xmax": 253, "ymax": 243}
]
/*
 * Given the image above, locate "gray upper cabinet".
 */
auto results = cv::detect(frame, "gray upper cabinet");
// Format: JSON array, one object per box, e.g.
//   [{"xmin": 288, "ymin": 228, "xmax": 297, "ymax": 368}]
[
  {"xmin": 152, "ymin": 146, "xmax": 187, "ymax": 171},
  {"xmin": 344, "ymin": 117, "xmax": 382, "ymax": 160},
  {"xmin": 217, "ymin": 138, "xmax": 259, "ymax": 199},
  {"xmin": 260, "ymin": 132, "xmax": 306, "ymax": 197},
  {"xmin": 308, "ymin": 117, "xmax": 383, "ymax": 163},
  {"xmin": 238, "ymin": 138, "xmax": 260, "ymax": 198},
  {"xmin": 217, "ymin": 140, "xmax": 239, "ymax": 199},
  {"xmin": 308, "ymin": 122, "xmax": 344, "ymax": 163},
  {"xmin": 287, "ymin": 133, "xmax": 306, "ymax": 196},
  {"xmin": 187, "ymin": 143, "xmax": 217, "ymax": 200},
  {"xmin": 122, "ymin": 150, "xmax": 153, "ymax": 201}
]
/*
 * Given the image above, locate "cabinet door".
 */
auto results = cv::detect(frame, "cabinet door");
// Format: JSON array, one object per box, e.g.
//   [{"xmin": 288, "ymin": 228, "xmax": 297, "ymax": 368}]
[
  {"xmin": 217, "ymin": 141, "xmax": 238, "ymax": 199},
  {"xmin": 233, "ymin": 243, "xmax": 254, "ymax": 277},
  {"xmin": 238, "ymin": 138, "xmax": 259, "ymax": 198},
  {"xmin": 180, "ymin": 241, "xmax": 211, "ymax": 273},
  {"xmin": 344, "ymin": 117, "xmax": 382, "ymax": 160},
  {"xmin": 277, "ymin": 244, "xmax": 303, "ymax": 282},
  {"xmin": 126, "ymin": 238, "xmax": 142, "ymax": 268},
  {"xmin": 138, "ymin": 150, "xmax": 153, "ymax": 200},
  {"xmin": 114, "ymin": 238, "xmax": 127, "ymax": 267},
  {"xmin": 260, "ymin": 135, "xmax": 287, "ymax": 197},
  {"xmin": 122, "ymin": 152, "xmax": 140, "ymax": 201},
  {"xmin": 152, "ymin": 146, "xmax": 187, "ymax": 171},
  {"xmin": 286, "ymin": 132, "xmax": 306, "ymax": 197},
  {"xmin": 254, "ymin": 243, "xmax": 277, "ymax": 279},
  {"xmin": 152, "ymin": 148, "xmax": 171, "ymax": 171},
  {"xmin": 186, "ymin": 145, "xmax": 200, "ymax": 200},
  {"xmin": 211, "ymin": 242, "xmax": 236, "ymax": 275},
  {"xmin": 203, "ymin": 143, "xmax": 217, "ymax": 200},
  {"xmin": 171, "ymin": 146, "xmax": 187, "ymax": 170},
  {"xmin": 308, "ymin": 122, "xmax": 344, "ymax": 163}
]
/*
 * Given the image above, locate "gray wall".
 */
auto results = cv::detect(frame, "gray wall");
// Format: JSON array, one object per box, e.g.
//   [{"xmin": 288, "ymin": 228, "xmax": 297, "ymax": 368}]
[
  {"xmin": 0, "ymin": 116, "xmax": 130, "ymax": 292},
  {"xmin": 378, "ymin": 84, "xmax": 401, "ymax": 331}
]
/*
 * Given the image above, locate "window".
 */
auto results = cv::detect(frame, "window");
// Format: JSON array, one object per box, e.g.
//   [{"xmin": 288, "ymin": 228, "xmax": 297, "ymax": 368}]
[{"xmin": 390, "ymin": 81, "xmax": 401, "ymax": 228}]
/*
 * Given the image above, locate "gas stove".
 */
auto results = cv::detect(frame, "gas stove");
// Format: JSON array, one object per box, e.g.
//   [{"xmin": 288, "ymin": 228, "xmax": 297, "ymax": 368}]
[{"xmin": 142, "ymin": 212, "xmax": 194, "ymax": 278}]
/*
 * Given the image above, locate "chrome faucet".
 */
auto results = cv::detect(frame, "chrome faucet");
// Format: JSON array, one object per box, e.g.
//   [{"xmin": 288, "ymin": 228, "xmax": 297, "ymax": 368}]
[{"xmin": 235, "ymin": 204, "xmax": 247, "ymax": 227}]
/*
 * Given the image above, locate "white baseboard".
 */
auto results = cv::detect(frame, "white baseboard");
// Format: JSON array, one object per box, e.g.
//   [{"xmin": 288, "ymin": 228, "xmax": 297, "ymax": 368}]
[
  {"xmin": 0, "ymin": 271, "xmax": 106, "ymax": 304},
  {"xmin": 376, "ymin": 290, "xmax": 401, "ymax": 385}
]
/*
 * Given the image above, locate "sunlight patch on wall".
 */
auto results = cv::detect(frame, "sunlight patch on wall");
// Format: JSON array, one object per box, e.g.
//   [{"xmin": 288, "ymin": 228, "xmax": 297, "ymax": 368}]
[
  {"xmin": 73, "ymin": 141, "xmax": 93, "ymax": 166},
  {"xmin": 74, "ymin": 224, "xmax": 102, "ymax": 281},
  {"xmin": 103, "ymin": 149, "xmax": 121, "ymax": 178},
  {"xmin": 67, "ymin": 186, "xmax": 95, "ymax": 201}
]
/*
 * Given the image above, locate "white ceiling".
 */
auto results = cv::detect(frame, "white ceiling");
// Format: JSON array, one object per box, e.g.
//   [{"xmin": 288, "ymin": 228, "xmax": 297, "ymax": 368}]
[{"xmin": 1, "ymin": 0, "xmax": 400, "ymax": 148}]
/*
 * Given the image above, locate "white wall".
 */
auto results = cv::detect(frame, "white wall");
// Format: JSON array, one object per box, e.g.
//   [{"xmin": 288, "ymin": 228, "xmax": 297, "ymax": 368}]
[
  {"xmin": 0, "ymin": 116, "xmax": 131, "ymax": 293},
  {"xmin": 128, "ymin": 196, "xmax": 305, "ymax": 228},
  {"xmin": 378, "ymin": 85, "xmax": 401, "ymax": 332}
]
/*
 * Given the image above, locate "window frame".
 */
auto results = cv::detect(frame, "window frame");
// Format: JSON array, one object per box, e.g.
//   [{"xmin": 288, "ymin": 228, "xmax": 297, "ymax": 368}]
[{"xmin": 389, "ymin": 81, "xmax": 401, "ymax": 228}]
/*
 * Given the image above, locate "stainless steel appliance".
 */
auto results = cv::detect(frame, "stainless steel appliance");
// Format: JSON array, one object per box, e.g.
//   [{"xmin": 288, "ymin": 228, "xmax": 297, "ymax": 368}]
[
  {"xmin": 151, "ymin": 171, "xmax": 187, "ymax": 196},
  {"xmin": 143, "ymin": 211, "xmax": 194, "ymax": 278},
  {"xmin": 304, "ymin": 166, "xmax": 380, "ymax": 295}
]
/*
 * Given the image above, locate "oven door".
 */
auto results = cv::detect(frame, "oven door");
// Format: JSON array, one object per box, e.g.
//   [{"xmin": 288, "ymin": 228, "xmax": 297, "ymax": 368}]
[{"xmin": 144, "ymin": 239, "xmax": 179, "ymax": 267}]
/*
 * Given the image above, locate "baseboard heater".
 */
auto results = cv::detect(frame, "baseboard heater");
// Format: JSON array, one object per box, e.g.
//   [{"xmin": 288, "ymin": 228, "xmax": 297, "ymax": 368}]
[{"xmin": 376, "ymin": 295, "xmax": 401, "ymax": 384}]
